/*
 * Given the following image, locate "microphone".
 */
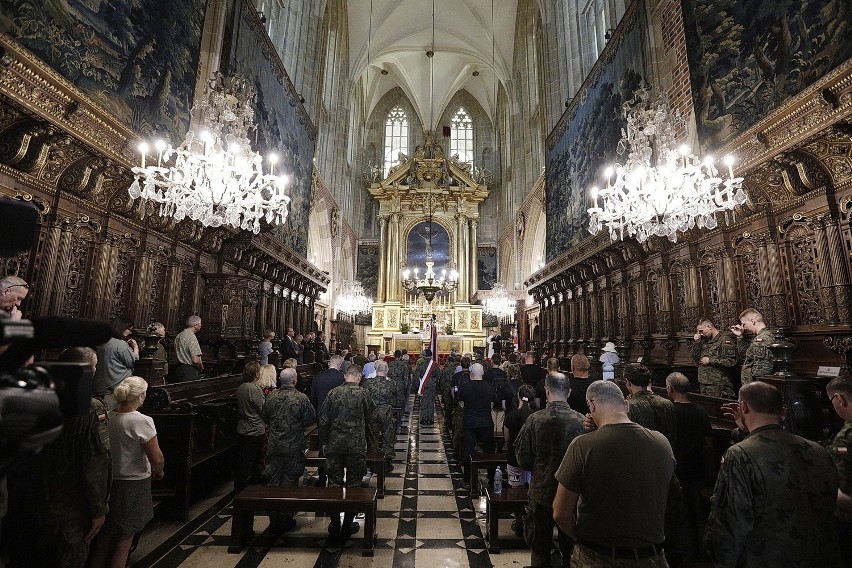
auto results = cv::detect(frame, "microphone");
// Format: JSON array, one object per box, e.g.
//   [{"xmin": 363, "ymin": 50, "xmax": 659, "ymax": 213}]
[{"xmin": 0, "ymin": 317, "xmax": 112, "ymax": 372}]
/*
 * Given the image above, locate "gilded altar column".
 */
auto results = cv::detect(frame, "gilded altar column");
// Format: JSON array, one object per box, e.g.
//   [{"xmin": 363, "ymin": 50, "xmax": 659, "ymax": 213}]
[
  {"xmin": 377, "ymin": 215, "xmax": 388, "ymax": 303},
  {"xmin": 826, "ymin": 218, "xmax": 852, "ymax": 323},
  {"xmin": 386, "ymin": 213, "xmax": 402, "ymax": 303},
  {"xmin": 456, "ymin": 213, "xmax": 469, "ymax": 302},
  {"xmin": 468, "ymin": 218, "xmax": 478, "ymax": 296}
]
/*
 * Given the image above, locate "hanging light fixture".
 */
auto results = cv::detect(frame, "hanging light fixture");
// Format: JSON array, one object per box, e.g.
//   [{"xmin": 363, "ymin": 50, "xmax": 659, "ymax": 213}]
[
  {"xmin": 128, "ymin": 72, "xmax": 290, "ymax": 234},
  {"xmin": 586, "ymin": 87, "xmax": 746, "ymax": 243},
  {"xmin": 482, "ymin": 282, "xmax": 516, "ymax": 320},
  {"xmin": 335, "ymin": 280, "xmax": 374, "ymax": 316}
]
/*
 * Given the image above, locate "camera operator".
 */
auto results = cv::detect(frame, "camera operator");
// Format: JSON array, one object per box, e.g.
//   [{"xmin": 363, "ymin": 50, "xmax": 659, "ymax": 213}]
[{"xmin": 3, "ymin": 347, "xmax": 111, "ymax": 568}]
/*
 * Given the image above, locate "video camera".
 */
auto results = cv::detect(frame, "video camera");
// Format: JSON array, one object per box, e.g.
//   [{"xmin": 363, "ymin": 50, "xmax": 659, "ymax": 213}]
[{"xmin": 0, "ymin": 197, "xmax": 112, "ymax": 475}]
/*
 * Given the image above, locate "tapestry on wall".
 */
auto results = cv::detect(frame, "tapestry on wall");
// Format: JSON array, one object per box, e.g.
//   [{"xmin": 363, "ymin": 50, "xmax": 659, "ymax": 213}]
[
  {"xmin": 544, "ymin": 2, "xmax": 644, "ymax": 262},
  {"xmin": 0, "ymin": 0, "xmax": 207, "ymax": 141},
  {"xmin": 477, "ymin": 246, "xmax": 497, "ymax": 290},
  {"xmin": 356, "ymin": 242, "xmax": 380, "ymax": 302},
  {"xmin": 682, "ymin": 0, "xmax": 852, "ymax": 150},
  {"xmin": 227, "ymin": 0, "xmax": 316, "ymax": 257}
]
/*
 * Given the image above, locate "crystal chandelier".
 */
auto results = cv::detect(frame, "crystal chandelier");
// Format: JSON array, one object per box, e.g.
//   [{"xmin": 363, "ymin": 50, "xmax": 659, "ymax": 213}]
[
  {"xmin": 128, "ymin": 73, "xmax": 290, "ymax": 234},
  {"xmin": 335, "ymin": 280, "xmax": 374, "ymax": 316},
  {"xmin": 587, "ymin": 87, "xmax": 746, "ymax": 243},
  {"xmin": 482, "ymin": 283, "xmax": 516, "ymax": 320}
]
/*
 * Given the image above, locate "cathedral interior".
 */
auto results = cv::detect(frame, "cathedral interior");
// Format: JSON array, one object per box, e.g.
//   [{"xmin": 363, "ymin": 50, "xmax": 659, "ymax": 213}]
[{"xmin": 1, "ymin": 0, "xmax": 852, "ymax": 566}]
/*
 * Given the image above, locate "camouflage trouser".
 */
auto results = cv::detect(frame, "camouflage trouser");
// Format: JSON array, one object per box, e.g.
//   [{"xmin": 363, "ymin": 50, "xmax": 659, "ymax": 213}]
[
  {"xmin": 376, "ymin": 407, "xmax": 396, "ymax": 461},
  {"xmin": 571, "ymin": 543, "xmax": 669, "ymax": 568},
  {"xmin": 264, "ymin": 453, "xmax": 306, "ymax": 487},
  {"xmin": 420, "ymin": 386, "xmax": 436, "ymax": 422},
  {"xmin": 325, "ymin": 452, "xmax": 367, "ymax": 488},
  {"xmin": 441, "ymin": 389, "xmax": 454, "ymax": 427},
  {"xmin": 524, "ymin": 500, "xmax": 573, "ymax": 567},
  {"xmin": 699, "ymin": 383, "xmax": 736, "ymax": 399},
  {"xmin": 265, "ymin": 453, "xmax": 305, "ymax": 522},
  {"xmin": 452, "ymin": 408, "xmax": 466, "ymax": 464}
]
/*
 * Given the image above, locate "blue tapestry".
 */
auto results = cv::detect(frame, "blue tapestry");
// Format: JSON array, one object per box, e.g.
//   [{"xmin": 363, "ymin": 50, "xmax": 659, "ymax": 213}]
[
  {"xmin": 682, "ymin": 0, "xmax": 852, "ymax": 150},
  {"xmin": 545, "ymin": 2, "xmax": 643, "ymax": 262},
  {"xmin": 227, "ymin": 0, "xmax": 316, "ymax": 256},
  {"xmin": 0, "ymin": 0, "xmax": 207, "ymax": 140},
  {"xmin": 356, "ymin": 242, "xmax": 380, "ymax": 300},
  {"xmin": 477, "ymin": 246, "xmax": 497, "ymax": 290}
]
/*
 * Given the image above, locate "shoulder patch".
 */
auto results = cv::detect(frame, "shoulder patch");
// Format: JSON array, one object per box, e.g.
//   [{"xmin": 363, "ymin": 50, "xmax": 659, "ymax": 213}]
[{"xmin": 838, "ymin": 447, "xmax": 848, "ymax": 455}]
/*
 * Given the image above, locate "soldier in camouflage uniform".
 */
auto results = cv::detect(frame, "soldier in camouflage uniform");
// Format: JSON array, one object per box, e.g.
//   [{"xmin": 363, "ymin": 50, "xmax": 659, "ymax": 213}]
[
  {"xmin": 827, "ymin": 377, "xmax": 852, "ymax": 566},
  {"xmin": 415, "ymin": 349, "xmax": 437, "ymax": 425},
  {"xmin": 731, "ymin": 308, "xmax": 775, "ymax": 385},
  {"xmin": 705, "ymin": 382, "xmax": 841, "ymax": 567},
  {"xmin": 515, "ymin": 372, "xmax": 585, "ymax": 568},
  {"xmin": 262, "ymin": 367, "xmax": 316, "ymax": 531},
  {"xmin": 388, "ymin": 350, "xmax": 411, "ymax": 425},
  {"xmin": 363, "ymin": 360, "xmax": 398, "ymax": 471},
  {"xmin": 452, "ymin": 356, "xmax": 472, "ymax": 466},
  {"xmin": 624, "ymin": 363, "xmax": 678, "ymax": 449},
  {"xmin": 692, "ymin": 319, "xmax": 738, "ymax": 398},
  {"xmin": 5, "ymin": 347, "xmax": 111, "ymax": 568},
  {"xmin": 318, "ymin": 364, "xmax": 377, "ymax": 541},
  {"xmin": 439, "ymin": 355, "xmax": 458, "ymax": 430}
]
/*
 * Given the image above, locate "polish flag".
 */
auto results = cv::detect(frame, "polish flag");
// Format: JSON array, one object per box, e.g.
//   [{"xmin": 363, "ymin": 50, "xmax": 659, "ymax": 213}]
[{"xmin": 418, "ymin": 322, "xmax": 439, "ymax": 395}]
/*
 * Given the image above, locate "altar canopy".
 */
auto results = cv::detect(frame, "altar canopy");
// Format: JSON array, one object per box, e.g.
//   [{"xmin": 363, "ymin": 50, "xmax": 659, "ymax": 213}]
[{"xmin": 366, "ymin": 133, "xmax": 490, "ymax": 348}]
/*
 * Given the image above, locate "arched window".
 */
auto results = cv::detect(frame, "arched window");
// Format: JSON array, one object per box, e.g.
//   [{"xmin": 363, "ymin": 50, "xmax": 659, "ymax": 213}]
[
  {"xmin": 450, "ymin": 107, "xmax": 474, "ymax": 165},
  {"xmin": 383, "ymin": 106, "xmax": 409, "ymax": 176}
]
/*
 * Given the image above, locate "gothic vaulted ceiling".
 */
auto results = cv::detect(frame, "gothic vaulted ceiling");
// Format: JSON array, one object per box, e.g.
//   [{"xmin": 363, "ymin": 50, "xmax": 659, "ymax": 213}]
[{"xmin": 347, "ymin": 0, "xmax": 519, "ymax": 126}]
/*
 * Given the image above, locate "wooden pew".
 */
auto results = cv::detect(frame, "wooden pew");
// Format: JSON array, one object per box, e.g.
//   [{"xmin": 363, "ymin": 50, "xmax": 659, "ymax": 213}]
[
  {"xmin": 305, "ymin": 450, "xmax": 387, "ymax": 498},
  {"xmin": 143, "ymin": 374, "xmax": 244, "ymax": 521},
  {"xmin": 469, "ymin": 452, "xmax": 507, "ymax": 497},
  {"xmin": 484, "ymin": 486, "xmax": 528, "ymax": 553},
  {"xmin": 228, "ymin": 486, "xmax": 378, "ymax": 556}
]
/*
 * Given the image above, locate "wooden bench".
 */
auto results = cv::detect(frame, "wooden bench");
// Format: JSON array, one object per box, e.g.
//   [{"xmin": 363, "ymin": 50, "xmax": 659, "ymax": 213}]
[
  {"xmin": 469, "ymin": 452, "xmax": 507, "ymax": 497},
  {"xmin": 484, "ymin": 486, "xmax": 528, "ymax": 553},
  {"xmin": 143, "ymin": 374, "xmax": 244, "ymax": 521},
  {"xmin": 228, "ymin": 486, "xmax": 378, "ymax": 556},
  {"xmin": 305, "ymin": 450, "xmax": 387, "ymax": 498}
]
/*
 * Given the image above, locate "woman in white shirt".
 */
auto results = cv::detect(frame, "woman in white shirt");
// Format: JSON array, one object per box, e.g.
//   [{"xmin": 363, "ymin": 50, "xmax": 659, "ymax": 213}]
[{"xmin": 90, "ymin": 376, "xmax": 164, "ymax": 568}]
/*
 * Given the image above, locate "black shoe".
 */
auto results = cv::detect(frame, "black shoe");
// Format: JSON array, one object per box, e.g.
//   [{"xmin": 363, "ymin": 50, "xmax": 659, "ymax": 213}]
[
  {"xmin": 385, "ymin": 461, "xmax": 394, "ymax": 473},
  {"xmin": 340, "ymin": 521, "xmax": 360, "ymax": 541},
  {"xmin": 328, "ymin": 522, "xmax": 341, "ymax": 539},
  {"xmin": 511, "ymin": 519, "xmax": 524, "ymax": 538},
  {"xmin": 280, "ymin": 517, "xmax": 297, "ymax": 532}
]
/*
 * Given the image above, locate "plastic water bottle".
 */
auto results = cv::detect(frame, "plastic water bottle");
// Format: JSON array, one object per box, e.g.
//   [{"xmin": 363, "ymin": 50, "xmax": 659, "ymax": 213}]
[{"xmin": 494, "ymin": 467, "xmax": 503, "ymax": 495}]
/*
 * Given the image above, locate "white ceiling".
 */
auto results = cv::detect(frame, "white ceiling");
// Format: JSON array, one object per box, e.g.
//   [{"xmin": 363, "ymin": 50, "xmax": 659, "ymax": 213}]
[{"xmin": 346, "ymin": 0, "xmax": 519, "ymax": 127}]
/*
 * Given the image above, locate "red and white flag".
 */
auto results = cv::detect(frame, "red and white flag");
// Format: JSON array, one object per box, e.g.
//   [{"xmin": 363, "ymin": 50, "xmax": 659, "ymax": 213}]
[{"xmin": 418, "ymin": 322, "xmax": 439, "ymax": 395}]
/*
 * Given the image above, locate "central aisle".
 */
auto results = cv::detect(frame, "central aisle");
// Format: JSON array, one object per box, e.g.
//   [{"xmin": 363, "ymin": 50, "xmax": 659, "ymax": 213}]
[{"xmin": 145, "ymin": 397, "xmax": 529, "ymax": 567}]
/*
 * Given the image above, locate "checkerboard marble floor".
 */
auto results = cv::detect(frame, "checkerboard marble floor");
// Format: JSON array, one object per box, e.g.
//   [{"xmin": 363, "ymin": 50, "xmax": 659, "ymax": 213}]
[{"xmin": 139, "ymin": 397, "xmax": 539, "ymax": 568}]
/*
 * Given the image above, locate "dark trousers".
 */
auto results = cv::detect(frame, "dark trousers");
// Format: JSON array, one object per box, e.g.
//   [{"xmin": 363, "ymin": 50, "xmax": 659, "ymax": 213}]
[
  {"xmin": 525, "ymin": 500, "xmax": 573, "ymax": 567},
  {"xmin": 462, "ymin": 424, "xmax": 494, "ymax": 480},
  {"xmin": 234, "ymin": 434, "xmax": 264, "ymax": 493},
  {"xmin": 838, "ymin": 517, "xmax": 852, "ymax": 568}
]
